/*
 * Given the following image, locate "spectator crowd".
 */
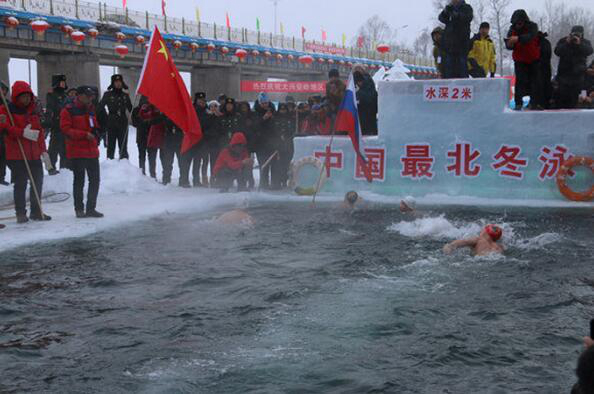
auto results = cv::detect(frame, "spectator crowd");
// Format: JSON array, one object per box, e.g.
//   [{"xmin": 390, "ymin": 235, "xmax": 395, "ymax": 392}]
[{"xmin": 434, "ymin": 0, "xmax": 594, "ymax": 110}]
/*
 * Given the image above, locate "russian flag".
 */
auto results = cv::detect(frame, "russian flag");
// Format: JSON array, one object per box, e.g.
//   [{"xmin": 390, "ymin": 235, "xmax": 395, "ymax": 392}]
[{"xmin": 335, "ymin": 73, "xmax": 373, "ymax": 182}]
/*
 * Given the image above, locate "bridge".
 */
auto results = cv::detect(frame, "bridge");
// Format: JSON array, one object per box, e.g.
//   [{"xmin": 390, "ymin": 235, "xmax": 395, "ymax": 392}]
[{"xmin": 0, "ymin": 0, "xmax": 437, "ymax": 103}]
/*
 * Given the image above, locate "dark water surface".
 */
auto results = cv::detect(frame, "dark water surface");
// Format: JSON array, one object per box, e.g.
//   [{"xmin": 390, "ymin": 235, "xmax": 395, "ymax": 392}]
[{"xmin": 0, "ymin": 203, "xmax": 593, "ymax": 393}]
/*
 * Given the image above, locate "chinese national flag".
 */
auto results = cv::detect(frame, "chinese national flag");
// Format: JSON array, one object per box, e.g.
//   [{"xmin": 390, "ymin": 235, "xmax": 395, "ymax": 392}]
[{"xmin": 137, "ymin": 27, "xmax": 202, "ymax": 153}]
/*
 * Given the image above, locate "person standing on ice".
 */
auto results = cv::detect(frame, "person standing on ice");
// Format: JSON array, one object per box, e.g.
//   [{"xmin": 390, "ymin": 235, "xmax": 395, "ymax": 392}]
[
  {"xmin": 352, "ymin": 67, "xmax": 378, "ymax": 135},
  {"xmin": 554, "ymin": 26, "xmax": 593, "ymax": 109},
  {"xmin": 438, "ymin": 0, "xmax": 473, "ymax": 79},
  {"xmin": 131, "ymin": 96, "xmax": 150, "ymax": 175},
  {"xmin": 98, "ymin": 74, "xmax": 132, "ymax": 160},
  {"xmin": 213, "ymin": 132, "xmax": 253, "ymax": 193},
  {"xmin": 467, "ymin": 22, "xmax": 496, "ymax": 78},
  {"xmin": 45, "ymin": 74, "xmax": 70, "ymax": 174},
  {"xmin": 0, "ymin": 81, "xmax": 52, "ymax": 223},
  {"xmin": 505, "ymin": 10, "xmax": 542, "ymax": 111},
  {"xmin": 443, "ymin": 225, "xmax": 504, "ymax": 256},
  {"xmin": 60, "ymin": 86, "xmax": 103, "ymax": 219}
]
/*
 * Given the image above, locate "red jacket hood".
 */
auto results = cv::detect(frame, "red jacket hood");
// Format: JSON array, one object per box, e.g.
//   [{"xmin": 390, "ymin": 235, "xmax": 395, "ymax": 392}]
[
  {"xmin": 230, "ymin": 132, "xmax": 247, "ymax": 146},
  {"xmin": 11, "ymin": 81, "xmax": 34, "ymax": 105}
]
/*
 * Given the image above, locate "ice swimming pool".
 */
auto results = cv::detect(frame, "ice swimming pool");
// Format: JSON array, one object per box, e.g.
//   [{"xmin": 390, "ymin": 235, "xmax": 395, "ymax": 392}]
[{"xmin": 0, "ymin": 202, "xmax": 592, "ymax": 393}]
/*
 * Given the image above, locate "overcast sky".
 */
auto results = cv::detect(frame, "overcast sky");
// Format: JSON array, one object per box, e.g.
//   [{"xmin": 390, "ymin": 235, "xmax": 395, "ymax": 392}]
[{"xmin": 9, "ymin": 0, "xmax": 594, "ymax": 95}]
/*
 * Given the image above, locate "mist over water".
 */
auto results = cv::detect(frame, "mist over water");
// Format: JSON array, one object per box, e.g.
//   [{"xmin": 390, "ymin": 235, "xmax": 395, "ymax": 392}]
[{"xmin": 0, "ymin": 203, "xmax": 592, "ymax": 393}]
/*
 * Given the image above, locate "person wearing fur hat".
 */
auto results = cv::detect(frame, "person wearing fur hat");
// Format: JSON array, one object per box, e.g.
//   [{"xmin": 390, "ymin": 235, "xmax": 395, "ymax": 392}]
[
  {"xmin": 98, "ymin": 74, "xmax": 132, "ymax": 160},
  {"xmin": 45, "ymin": 74, "xmax": 70, "ymax": 174}
]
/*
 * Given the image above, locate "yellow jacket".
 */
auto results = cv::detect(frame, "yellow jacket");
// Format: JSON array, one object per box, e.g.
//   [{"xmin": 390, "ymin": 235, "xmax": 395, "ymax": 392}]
[{"xmin": 468, "ymin": 34, "xmax": 496, "ymax": 75}]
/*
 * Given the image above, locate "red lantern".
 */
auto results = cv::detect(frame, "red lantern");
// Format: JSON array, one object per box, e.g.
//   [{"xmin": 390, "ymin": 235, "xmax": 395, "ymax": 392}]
[
  {"xmin": 116, "ymin": 32, "xmax": 126, "ymax": 42},
  {"xmin": 6, "ymin": 16, "xmax": 19, "ymax": 29},
  {"xmin": 61, "ymin": 24, "xmax": 73, "ymax": 36},
  {"xmin": 220, "ymin": 46, "xmax": 229, "ymax": 55},
  {"xmin": 317, "ymin": 57, "xmax": 326, "ymax": 64},
  {"xmin": 115, "ymin": 44, "xmax": 129, "ymax": 58},
  {"xmin": 30, "ymin": 20, "xmax": 49, "ymax": 36},
  {"xmin": 376, "ymin": 43, "xmax": 390, "ymax": 54},
  {"xmin": 70, "ymin": 31, "xmax": 86, "ymax": 44},
  {"xmin": 190, "ymin": 42, "xmax": 199, "ymax": 52},
  {"xmin": 87, "ymin": 28, "xmax": 99, "ymax": 39},
  {"xmin": 206, "ymin": 43, "xmax": 215, "ymax": 52},
  {"xmin": 298, "ymin": 55, "xmax": 313, "ymax": 66},
  {"xmin": 328, "ymin": 58, "xmax": 335, "ymax": 64},
  {"xmin": 339, "ymin": 60, "xmax": 345, "ymax": 65},
  {"xmin": 135, "ymin": 35, "xmax": 145, "ymax": 45},
  {"xmin": 252, "ymin": 49, "xmax": 260, "ymax": 57},
  {"xmin": 287, "ymin": 54, "xmax": 295, "ymax": 61},
  {"xmin": 263, "ymin": 50, "xmax": 272, "ymax": 58},
  {"xmin": 235, "ymin": 48, "xmax": 248, "ymax": 61},
  {"xmin": 276, "ymin": 53, "xmax": 283, "ymax": 61},
  {"xmin": 173, "ymin": 40, "xmax": 182, "ymax": 50}
]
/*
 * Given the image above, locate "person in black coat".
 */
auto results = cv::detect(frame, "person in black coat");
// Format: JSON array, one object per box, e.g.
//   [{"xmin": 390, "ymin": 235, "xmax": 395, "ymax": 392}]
[
  {"xmin": 253, "ymin": 94, "xmax": 276, "ymax": 189},
  {"xmin": 238, "ymin": 101, "xmax": 256, "ymax": 189},
  {"xmin": 554, "ymin": 26, "xmax": 594, "ymax": 109},
  {"xmin": 179, "ymin": 92, "xmax": 212, "ymax": 187},
  {"xmin": 45, "ymin": 74, "xmax": 70, "ymax": 173},
  {"xmin": 438, "ymin": 0, "xmax": 474, "ymax": 79},
  {"xmin": 161, "ymin": 118, "xmax": 183, "ymax": 186},
  {"xmin": 585, "ymin": 61, "xmax": 594, "ymax": 95},
  {"xmin": 98, "ymin": 74, "xmax": 133, "ymax": 160},
  {"xmin": 131, "ymin": 96, "xmax": 150, "ymax": 174},
  {"xmin": 270, "ymin": 103, "xmax": 296, "ymax": 190},
  {"xmin": 353, "ymin": 70, "xmax": 378, "ymax": 136}
]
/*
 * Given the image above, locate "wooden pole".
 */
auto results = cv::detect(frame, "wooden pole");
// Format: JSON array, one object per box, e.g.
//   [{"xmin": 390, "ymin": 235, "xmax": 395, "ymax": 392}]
[
  {"xmin": 312, "ymin": 132, "xmax": 336, "ymax": 206},
  {"xmin": 0, "ymin": 88, "xmax": 45, "ymax": 218}
]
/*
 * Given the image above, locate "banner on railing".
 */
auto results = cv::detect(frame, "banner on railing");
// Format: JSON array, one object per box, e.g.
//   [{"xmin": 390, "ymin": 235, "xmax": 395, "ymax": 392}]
[
  {"xmin": 304, "ymin": 42, "xmax": 346, "ymax": 56},
  {"xmin": 241, "ymin": 81, "xmax": 326, "ymax": 93}
]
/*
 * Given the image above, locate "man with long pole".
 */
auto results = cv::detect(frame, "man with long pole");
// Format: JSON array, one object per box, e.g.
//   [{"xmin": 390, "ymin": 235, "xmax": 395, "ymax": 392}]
[{"xmin": 0, "ymin": 81, "xmax": 51, "ymax": 223}]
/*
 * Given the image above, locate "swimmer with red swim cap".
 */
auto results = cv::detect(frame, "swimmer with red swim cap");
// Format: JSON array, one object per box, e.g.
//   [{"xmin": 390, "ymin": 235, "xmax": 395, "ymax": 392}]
[{"xmin": 443, "ymin": 224, "xmax": 505, "ymax": 256}]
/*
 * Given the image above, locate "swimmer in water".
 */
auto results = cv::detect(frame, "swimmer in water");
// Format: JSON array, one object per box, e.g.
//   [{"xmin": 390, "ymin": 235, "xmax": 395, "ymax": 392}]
[
  {"xmin": 343, "ymin": 191, "xmax": 362, "ymax": 210},
  {"xmin": 400, "ymin": 196, "xmax": 416, "ymax": 214},
  {"xmin": 216, "ymin": 210, "xmax": 254, "ymax": 226},
  {"xmin": 443, "ymin": 224, "xmax": 505, "ymax": 256}
]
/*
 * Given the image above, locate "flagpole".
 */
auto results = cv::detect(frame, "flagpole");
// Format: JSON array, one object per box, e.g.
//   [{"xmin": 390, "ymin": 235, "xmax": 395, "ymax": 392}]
[{"xmin": 311, "ymin": 130, "xmax": 336, "ymax": 207}]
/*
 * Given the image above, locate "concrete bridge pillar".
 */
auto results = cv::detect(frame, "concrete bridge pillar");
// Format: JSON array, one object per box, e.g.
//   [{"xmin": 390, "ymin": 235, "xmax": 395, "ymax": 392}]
[
  {"xmin": 0, "ymin": 50, "xmax": 10, "ymax": 88},
  {"xmin": 117, "ymin": 66, "xmax": 141, "ymax": 104},
  {"xmin": 191, "ymin": 66, "xmax": 241, "ymax": 101},
  {"xmin": 36, "ymin": 53, "xmax": 100, "ymax": 106}
]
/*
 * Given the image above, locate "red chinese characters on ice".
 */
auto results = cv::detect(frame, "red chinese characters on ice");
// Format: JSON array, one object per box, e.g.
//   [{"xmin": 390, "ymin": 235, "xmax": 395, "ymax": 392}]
[
  {"xmin": 401, "ymin": 144, "xmax": 434, "ymax": 179},
  {"xmin": 314, "ymin": 146, "xmax": 343, "ymax": 177},
  {"xmin": 538, "ymin": 145, "xmax": 574, "ymax": 181},
  {"xmin": 446, "ymin": 143, "xmax": 481, "ymax": 177},
  {"xmin": 491, "ymin": 145, "xmax": 528, "ymax": 179},
  {"xmin": 423, "ymin": 85, "xmax": 474, "ymax": 102},
  {"xmin": 355, "ymin": 148, "xmax": 386, "ymax": 181}
]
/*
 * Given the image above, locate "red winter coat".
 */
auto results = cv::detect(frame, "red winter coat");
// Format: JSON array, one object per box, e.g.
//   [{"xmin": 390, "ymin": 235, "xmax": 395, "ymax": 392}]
[
  {"xmin": 507, "ymin": 22, "xmax": 540, "ymax": 64},
  {"xmin": 140, "ymin": 104, "xmax": 165, "ymax": 149},
  {"xmin": 0, "ymin": 81, "xmax": 46, "ymax": 161},
  {"xmin": 213, "ymin": 132, "xmax": 249, "ymax": 175},
  {"xmin": 60, "ymin": 99, "xmax": 100, "ymax": 159}
]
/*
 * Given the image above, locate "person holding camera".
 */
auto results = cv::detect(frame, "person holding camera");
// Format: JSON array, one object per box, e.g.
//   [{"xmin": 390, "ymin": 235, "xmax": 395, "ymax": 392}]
[
  {"xmin": 438, "ymin": 0, "xmax": 474, "ymax": 79},
  {"xmin": 554, "ymin": 26, "xmax": 593, "ymax": 109}
]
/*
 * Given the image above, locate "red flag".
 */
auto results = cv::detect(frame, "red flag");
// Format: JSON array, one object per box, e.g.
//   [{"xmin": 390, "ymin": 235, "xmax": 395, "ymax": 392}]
[
  {"xmin": 137, "ymin": 27, "xmax": 202, "ymax": 154},
  {"xmin": 301, "ymin": 26, "xmax": 306, "ymax": 39},
  {"xmin": 226, "ymin": 12, "xmax": 231, "ymax": 28},
  {"xmin": 123, "ymin": 0, "xmax": 127, "ymax": 8},
  {"xmin": 357, "ymin": 36, "xmax": 364, "ymax": 48},
  {"xmin": 161, "ymin": 0, "xmax": 166, "ymax": 16},
  {"xmin": 321, "ymin": 29, "xmax": 327, "ymax": 42}
]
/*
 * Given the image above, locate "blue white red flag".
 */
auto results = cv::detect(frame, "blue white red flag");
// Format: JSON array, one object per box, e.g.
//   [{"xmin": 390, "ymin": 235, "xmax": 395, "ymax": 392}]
[{"xmin": 335, "ymin": 73, "xmax": 372, "ymax": 182}]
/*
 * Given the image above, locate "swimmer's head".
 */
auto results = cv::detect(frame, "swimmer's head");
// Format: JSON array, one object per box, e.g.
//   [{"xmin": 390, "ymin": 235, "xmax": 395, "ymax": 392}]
[
  {"xmin": 483, "ymin": 224, "xmax": 503, "ymax": 242},
  {"xmin": 400, "ymin": 196, "xmax": 416, "ymax": 213},
  {"xmin": 344, "ymin": 191, "xmax": 359, "ymax": 206}
]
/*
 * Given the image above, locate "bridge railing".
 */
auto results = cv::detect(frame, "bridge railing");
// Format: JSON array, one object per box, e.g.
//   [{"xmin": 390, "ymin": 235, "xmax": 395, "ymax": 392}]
[{"xmin": 7, "ymin": 0, "xmax": 435, "ymax": 66}]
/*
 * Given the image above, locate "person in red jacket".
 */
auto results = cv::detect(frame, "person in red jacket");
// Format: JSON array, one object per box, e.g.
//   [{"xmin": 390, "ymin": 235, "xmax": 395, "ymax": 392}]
[
  {"xmin": 0, "ymin": 81, "xmax": 51, "ymax": 223},
  {"xmin": 505, "ymin": 10, "xmax": 542, "ymax": 110},
  {"xmin": 213, "ymin": 132, "xmax": 253, "ymax": 192},
  {"xmin": 60, "ymin": 86, "xmax": 103, "ymax": 219}
]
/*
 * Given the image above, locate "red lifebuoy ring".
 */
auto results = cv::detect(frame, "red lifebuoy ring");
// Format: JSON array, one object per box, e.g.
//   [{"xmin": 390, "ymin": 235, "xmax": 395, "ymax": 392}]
[{"xmin": 556, "ymin": 156, "xmax": 594, "ymax": 202}]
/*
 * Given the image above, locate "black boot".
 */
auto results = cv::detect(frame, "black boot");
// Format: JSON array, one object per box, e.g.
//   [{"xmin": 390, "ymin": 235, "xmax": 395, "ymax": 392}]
[
  {"xmin": 30, "ymin": 213, "xmax": 52, "ymax": 221},
  {"xmin": 86, "ymin": 209, "xmax": 104, "ymax": 218},
  {"xmin": 76, "ymin": 210, "xmax": 86, "ymax": 219},
  {"xmin": 16, "ymin": 213, "xmax": 28, "ymax": 224},
  {"xmin": 48, "ymin": 169, "xmax": 60, "ymax": 176}
]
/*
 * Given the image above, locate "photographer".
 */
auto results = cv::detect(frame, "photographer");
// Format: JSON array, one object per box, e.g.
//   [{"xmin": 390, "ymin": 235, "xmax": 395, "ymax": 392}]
[
  {"xmin": 438, "ymin": 0, "xmax": 474, "ymax": 79},
  {"xmin": 554, "ymin": 26, "xmax": 594, "ymax": 109}
]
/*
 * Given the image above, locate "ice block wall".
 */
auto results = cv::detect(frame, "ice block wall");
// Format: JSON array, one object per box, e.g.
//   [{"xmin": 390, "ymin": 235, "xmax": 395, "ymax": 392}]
[{"xmin": 293, "ymin": 79, "xmax": 594, "ymax": 203}]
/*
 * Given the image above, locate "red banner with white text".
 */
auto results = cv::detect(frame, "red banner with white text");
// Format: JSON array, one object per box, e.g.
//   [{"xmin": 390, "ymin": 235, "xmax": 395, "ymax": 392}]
[{"xmin": 241, "ymin": 80, "xmax": 326, "ymax": 93}]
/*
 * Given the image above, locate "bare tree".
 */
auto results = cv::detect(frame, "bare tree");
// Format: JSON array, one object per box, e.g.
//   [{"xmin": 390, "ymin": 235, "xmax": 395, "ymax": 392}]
[
  {"xmin": 469, "ymin": 0, "xmax": 487, "ymax": 33},
  {"xmin": 353, "ymin": 15, "xmax": 398, "ymax": 51},
  {"xmin": 486, "ymin": 0, "xmax": 511, "ymax": 74},
  {"xmin": 413, "ymin": 29, "xmax": 432, "ymax": 58}
]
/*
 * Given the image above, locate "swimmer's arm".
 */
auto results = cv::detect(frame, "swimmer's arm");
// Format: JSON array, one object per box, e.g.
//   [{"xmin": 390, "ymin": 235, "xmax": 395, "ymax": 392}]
[{"xmin": 443, "ymin": 238, "xmax": 479, "ymax": 254}]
